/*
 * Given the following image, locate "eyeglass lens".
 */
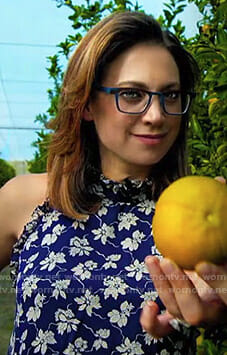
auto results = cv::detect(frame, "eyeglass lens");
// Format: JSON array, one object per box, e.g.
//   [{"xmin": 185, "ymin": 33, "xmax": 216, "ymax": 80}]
[{"xmin": 117, "ymin": 90, "xmax": 190, "ymax": 115}]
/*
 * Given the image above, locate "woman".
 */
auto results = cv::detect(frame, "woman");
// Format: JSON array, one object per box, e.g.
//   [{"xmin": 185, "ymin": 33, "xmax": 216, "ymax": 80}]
[{"xmin": 0, "ymin": 11, "xmax": 226, "ymax": 354}]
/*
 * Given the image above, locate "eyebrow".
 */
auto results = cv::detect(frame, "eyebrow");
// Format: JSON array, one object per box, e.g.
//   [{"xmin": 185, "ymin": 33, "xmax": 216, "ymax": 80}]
[{"xmin": 116, "ymin": 80, "xmax": 181, "ymax": 91}]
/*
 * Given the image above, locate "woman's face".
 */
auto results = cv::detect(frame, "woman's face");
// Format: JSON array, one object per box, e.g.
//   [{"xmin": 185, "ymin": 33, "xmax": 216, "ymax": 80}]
[{"xmin": 85, "ymin": 43, "xmax": 182, "ymax": 180}]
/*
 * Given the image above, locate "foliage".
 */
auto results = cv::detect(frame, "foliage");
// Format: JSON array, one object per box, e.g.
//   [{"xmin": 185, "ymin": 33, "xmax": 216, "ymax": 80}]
[
  {"xmin": 186, "ymin": 0, "xmax": 227, "ymax": 178},
  {"xmin": 28, "ymin": 0, "xmax": 227, "ymax": 179},
  {"xmin": 196, "ymin": 327, "xmax": 227, "ymax": 355},
  {"xmin": 25, "ymin": 0, "xmax": 227, "ymax": 351},
  {"xmin": 28, "ymin": 0, "xmax": 142, "ymax": 173},
  {"xmin": 0, "ymin": 158, "xmax": 16, "ymax": 188}
]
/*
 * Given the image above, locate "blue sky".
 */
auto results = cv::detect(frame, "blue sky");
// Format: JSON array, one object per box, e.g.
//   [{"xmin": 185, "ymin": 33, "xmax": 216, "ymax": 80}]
[{"xmin": 0, "ymin": 0, "xmax": 201, "ymax": 162}]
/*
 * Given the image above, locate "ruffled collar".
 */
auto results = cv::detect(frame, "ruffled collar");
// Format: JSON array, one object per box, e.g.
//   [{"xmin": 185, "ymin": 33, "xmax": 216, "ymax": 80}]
[{"xmin": 89, "ymin": 174, "xmax": 153, "ymax": 203}]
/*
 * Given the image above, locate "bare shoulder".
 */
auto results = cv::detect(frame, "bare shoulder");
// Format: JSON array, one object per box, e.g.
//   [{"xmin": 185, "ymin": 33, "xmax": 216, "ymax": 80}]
[
  {"xmin": 0, "ymin": 173, "xmax": 48, "ymax": 270},
  {"xmin": 1, "ymin": 172, "xmax": 47, "ymax": 200},
  {"xmin": 0, "ymin": 173, "xmax": 48, "ymax": 230}
]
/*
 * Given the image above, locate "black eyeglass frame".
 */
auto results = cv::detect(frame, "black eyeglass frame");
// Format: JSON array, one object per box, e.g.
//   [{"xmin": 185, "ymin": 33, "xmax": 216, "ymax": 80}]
[{"xmin": 97, "ymin": 86, "xmax": 196, "ymax": 116}]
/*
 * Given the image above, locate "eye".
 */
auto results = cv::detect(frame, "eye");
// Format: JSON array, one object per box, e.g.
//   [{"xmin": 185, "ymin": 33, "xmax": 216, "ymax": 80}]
[
  {"xmin": 119, "ymin": 89, "xmax": 145, "ymax": 101},
  {"xmin": 164, "ymin": 91, "xmax": 181, "ymax": 101}
]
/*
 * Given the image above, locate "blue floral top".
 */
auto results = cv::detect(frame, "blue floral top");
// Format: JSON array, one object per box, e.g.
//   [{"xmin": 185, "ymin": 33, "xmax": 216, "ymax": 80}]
[{"xmin": 9, "ymin": 175, "xmax": 198, "ymax": 354}]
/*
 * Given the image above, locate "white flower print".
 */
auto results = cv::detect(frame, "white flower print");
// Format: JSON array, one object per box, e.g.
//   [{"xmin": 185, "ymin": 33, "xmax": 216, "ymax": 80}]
[
  {"xmin": 93, "ymin": 329, "xmax": 110, "ymax": 350},
  {"xmin": 24, "ymin": 231, "xmax": 38, "ymax": 250},
  {"xmin": 125, "ymin": 259, "xmax": 149, "ymax": 281},
  {"xmin": 42, "ymin": 210, "xmax": 61, "ymax": 232},
  {"xmin": 108, "ymin": 301, "xmax": 134, "ymax": 327},
  {"xmin": 121, "ymin": 231, "xmax": 146, "ymax": 251},
  {"xmin": 174, "ymin": 341, "xmax": 184, "ymax": 350},
  {"xmin": 42, "ymin": 224, "xmax": 66, "ymax": 246},
  {"xmin": 23, "ymin": 252, "xmax": 39, "ymax": 273},
  {"xmin": 40, "ymin": 251, "xmax": 66, "ymax": 271},
  {"xmin": 103, "ymin": 276, "xmax": 128, "ymax": 299},
  {"xmin": 22, "ymin": 275, "xmax": 40, "ymax": 301},
  {"xmin": 72, "ymin": 215, "xmax": 89, "ymax": 231},
  {"xmin": 118, "ymin": 212, "xmax": 139, "ymax": 231},
  {"xmin": 52, "ymin": 279, "xmax": 71, "ymax": 300},
  {"xmin": 160, "ymin": 350, "xmax": 171, "ymax": 355},
  {"xmin": 19, "ymin": 329, "xmax": 28, "ymax": 354},
  {"xmin": 69, "ymin": 236, "xmax": 93, "ymax": 257},
  {"xmin": 116, "ymin": 337, "xmax": 144, "ymax": 354},
  {"xmin": 63, "ymin": 337, "xmax": 88, "ymax": 355},
  {"xmin": 26, "ymin": 293, "xmax": 46, "ymax": 321},
  {"xmin": 9, "ymin": 332, "xmax": 15, "ymax": 352},
  {"xmin": 15, "ymin": 303, "xmax": 23, "ymax": 327},
  {"xmin": 34, "ymin": 293, "xmax": 46, "ymax": 308},
  {"xmin": 103, "ymin": 254, "xmax": 121, "ymax": 270},
  {"xmin": 31, "ymin": 329, "xmax": 56, "ymax": 354},
  {"xmin": 75, "ymin": 289, "xmax": 101, "ymax": 316},
  {"xmin": 97, "ymin": 203, "xmax": 108, "ymax": 217},
  {"xmin": 92, "ymin": 223, "xmax": 115, "ymax": 245},
  {"xmin": 140, "ymin": 291, "xmax": 158, "ymax": 308},
  {"xmin": 144, "ymin": 332, "xmax": 163, "ymax": 345},
  {"xmin": 151, "ymin": 244, "xmax": 162, "ymax": 257},
  {"xmin": 55, "ymin": 308, "xmax": 80, "ymax": 335},
  {"xmin": 138, "ymin": 199, "xmax": 155, "ymax": 215},
  {"xmin": 26, "ymin": 306, "xmax": 41, "ymax": 322},
  {"xmin": 72, "ymin": 260, "xmax": 98, "ymax": 280}
]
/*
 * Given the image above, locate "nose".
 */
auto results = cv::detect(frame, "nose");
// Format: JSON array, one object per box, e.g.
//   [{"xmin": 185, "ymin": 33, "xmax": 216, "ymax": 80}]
[{"xmin": 142, "ymin": 95, "xmax": 164, "ymax": 125}]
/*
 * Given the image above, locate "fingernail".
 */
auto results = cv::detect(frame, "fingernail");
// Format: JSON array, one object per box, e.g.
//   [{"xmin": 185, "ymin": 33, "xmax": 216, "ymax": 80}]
[
  {"xmin": 145, "ymin": 255, "xmax": 159, "ymax": 266},
  {"xmin": 161, "ymin": 258, "xmax": 178, "ymax": 273},
  {"xmin": 147, "ymin": 300, "xmax": 154, "ymax": 307},
  {"xmin": 196, "ymin": 262, "xmax": 216, "ymax": 276}
]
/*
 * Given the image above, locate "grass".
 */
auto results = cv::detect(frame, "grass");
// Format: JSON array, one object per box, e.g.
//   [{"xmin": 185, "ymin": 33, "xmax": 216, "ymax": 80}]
[{"xmin": 0, "ymin": 266, "xmax": 15, "ymax": 355}]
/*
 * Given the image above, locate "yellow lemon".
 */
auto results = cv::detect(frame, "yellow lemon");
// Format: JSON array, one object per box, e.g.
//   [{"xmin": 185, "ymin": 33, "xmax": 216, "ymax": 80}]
[{"xmin": 152, "ymin": 176, "xmax": 227, "ymax": 270}]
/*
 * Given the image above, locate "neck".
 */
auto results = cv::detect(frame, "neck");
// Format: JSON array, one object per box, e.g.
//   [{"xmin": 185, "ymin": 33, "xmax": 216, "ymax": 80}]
[{"xmin": 101, "ymin": 160, "xmax": 151, "ymax": 182}]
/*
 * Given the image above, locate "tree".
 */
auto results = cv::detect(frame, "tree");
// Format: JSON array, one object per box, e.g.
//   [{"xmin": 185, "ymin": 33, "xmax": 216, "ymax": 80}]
[
  {"xmin": 28, "ymin": 0, "xmax": 142, "ymax": 172},
  {"xmin": 187, "ymin": 0, "xmax": 227, "ymax": 179},
  {"xmin": 0, "ymin": 158, "xmax": 16, "ymax": 188},
  {"xmin": 28, "ymin": 0, "xmax": 227, "ymax": 179},
  {"xmin": 27, "ymin": 0, "xmax": 227, "ymax": 350}
]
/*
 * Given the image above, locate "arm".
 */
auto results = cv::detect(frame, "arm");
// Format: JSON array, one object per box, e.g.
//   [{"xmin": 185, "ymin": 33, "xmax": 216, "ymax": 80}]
[
  {"xmin": 0, "ymin": 177, "xmax": 20, "ymax": 270},
  {"xmin": 140, "ymin": 176, "xmax": 227, "ymax": 337},
  {"xmin": 0, "ymin": 174, "xmax": 48, "ymax": 271}
]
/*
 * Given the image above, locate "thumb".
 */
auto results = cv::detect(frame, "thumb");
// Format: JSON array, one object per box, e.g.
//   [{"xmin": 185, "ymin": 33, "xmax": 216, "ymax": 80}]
[
  {"xmin": 140, "ymin": 301, "xmax": 174, "ymax": 338},
  {"xmin": 214, "ymin": 176, "xmax": 226, "ymax": 184},
  {"xmin": 195, "ymin": 262, "xmax": 227, "ymax": 305}
]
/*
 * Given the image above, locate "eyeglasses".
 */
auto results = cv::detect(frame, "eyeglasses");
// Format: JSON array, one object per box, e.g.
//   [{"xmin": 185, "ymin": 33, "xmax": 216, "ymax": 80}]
[{"xmin": 97, "ymin": 86, "xmax": 196, "ymax": 116}]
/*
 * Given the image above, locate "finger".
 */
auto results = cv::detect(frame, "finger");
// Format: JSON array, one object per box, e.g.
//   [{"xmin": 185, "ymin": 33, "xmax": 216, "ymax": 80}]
[
  {"xmin": 185, "ymin": 270, "xmax": 222, "ymax": 304},
  {"xmin": 140, "ymin": 301, "xmax": 174, "ymax": 338},
  {"xmin": 160, "ymin": 258, "xmax": 225, "ymax": 326},
  {"xmin": 145, "ymin": 256, "xmax": 183, "ymax": 318},
  {"xmin": 196, "ymin": 262, "xmax": 227, "ymax": 305},
  {"xmin": 214, "ymin": 176, "xmax": 226, "ymax": 184}
]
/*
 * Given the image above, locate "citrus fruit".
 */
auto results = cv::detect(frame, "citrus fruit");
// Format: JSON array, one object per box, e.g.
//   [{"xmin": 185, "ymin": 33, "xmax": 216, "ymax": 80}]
[{"xmin": 152, "ymin": 176, "xmax": 227, "ymax": 270}]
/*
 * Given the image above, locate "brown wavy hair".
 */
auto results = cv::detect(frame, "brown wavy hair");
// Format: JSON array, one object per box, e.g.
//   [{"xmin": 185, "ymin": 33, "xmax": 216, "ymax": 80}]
[{"xmin": 47, "ymin": 11, "xmax": 198, "ymax": 218}]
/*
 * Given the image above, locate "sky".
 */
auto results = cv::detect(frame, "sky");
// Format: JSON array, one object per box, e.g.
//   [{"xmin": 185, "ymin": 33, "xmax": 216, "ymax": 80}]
[{"xmin": 0, "ymin": 0, "xmax": 202, "ymax": 162}]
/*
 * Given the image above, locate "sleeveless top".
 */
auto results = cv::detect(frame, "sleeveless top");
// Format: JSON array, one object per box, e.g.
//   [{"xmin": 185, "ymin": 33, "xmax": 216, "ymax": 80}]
[{"xmin": 8, "ymin": 175, "xmax": 198, "ymax": 354}]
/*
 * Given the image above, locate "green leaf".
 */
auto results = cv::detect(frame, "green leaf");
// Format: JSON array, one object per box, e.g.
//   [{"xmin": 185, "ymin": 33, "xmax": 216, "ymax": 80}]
[
  {"xmin": 191, "ymin": 116, "xmax": 205, "ymax": 141},
  {"xmin": 217, "ymin": 143, "xmax": 227, "ymax": 156}
]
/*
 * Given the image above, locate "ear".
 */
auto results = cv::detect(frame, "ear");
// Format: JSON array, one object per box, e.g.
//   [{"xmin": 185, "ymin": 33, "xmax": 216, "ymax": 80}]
[{"xmin": 83, "ymin": 104, "xmax": 94, "ymax": 122}]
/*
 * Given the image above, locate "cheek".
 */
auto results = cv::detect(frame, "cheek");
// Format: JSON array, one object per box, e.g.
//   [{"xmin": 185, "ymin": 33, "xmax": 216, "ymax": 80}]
[
  {"xmin": 93, "ymin": 103, "xmax": 132, "ymax": 144},
  {"xmin": 95, "ymin": 117, "xmax": 127, "ymax": 146},
  {"xmin": 171, "ymin": 119, "xmax": 181, "ymax": 140}
]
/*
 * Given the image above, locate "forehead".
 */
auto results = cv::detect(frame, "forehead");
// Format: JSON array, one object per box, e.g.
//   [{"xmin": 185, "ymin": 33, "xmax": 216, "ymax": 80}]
[{"xmin": 102, "ymin": 42, "xmax": 180, "ymax": 89}]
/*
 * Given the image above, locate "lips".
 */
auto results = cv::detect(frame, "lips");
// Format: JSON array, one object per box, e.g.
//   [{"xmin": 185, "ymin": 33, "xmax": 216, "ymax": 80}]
[
  {"xmin": 134, "ymin": 133, "xmax": 167, "ymax": 138},
  {"xmin": 133, "ymin": 132, "xmax": 168, "ymax": 145}
]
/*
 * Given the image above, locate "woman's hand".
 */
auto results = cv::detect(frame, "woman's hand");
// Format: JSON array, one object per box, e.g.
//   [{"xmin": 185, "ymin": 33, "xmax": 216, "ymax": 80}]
[
  {"xmin": 195, "ymin": 261, "xmax": 227, "ymax": 305},
  {"xmin": 140, "ymin": 256, "xmax": 227, "ymax": 338}
]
